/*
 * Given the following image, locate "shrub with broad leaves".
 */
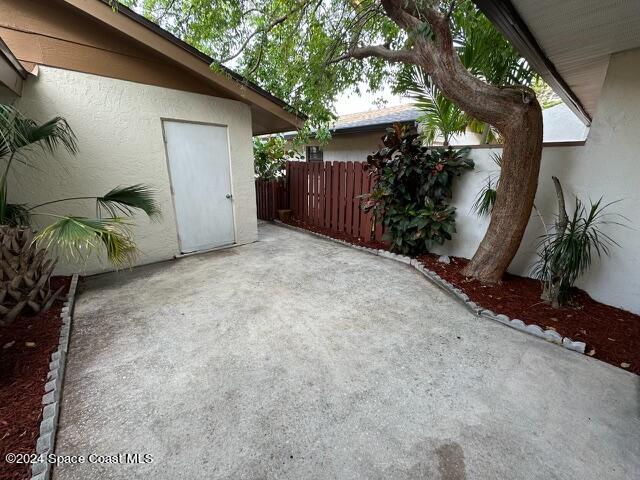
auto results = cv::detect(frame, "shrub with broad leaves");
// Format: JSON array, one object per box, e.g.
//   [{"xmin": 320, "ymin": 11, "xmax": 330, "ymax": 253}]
[{"xmin": 362, "ymin": 124, "xmax": 473, "ymax": 256}]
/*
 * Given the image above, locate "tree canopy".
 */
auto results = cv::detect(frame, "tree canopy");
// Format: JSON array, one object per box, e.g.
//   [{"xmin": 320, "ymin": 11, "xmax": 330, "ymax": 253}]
[
  {"xmin": 120, "ymin": 0, "xmax": 546, "ymax": 283},
  {"xmin": 120, "ymin": 0, "xmax": 528, "ymax": 130}
]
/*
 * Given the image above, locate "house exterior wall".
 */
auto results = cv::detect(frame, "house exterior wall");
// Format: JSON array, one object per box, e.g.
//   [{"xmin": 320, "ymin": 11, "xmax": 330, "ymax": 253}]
[
  {"xmin": 432, "ymin": 48, "xmax": 640, "ymax": 314},
  {"xmin": 304, "ymin": 131, "xmax": 385, "ymax": 163},
  {"xmin": 9, "ymin": 66, "xmax": 257, "ymax": 274}
]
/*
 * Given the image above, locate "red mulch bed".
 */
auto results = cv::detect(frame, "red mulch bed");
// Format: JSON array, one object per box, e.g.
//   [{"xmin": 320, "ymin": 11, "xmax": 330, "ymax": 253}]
[
  {"xmin": 281, "ymin": 219, "xmax": 639, "ymax": 375},
  {"xmin": 0, "ymin": 277, "xmax": 70, "ymax": 480}
]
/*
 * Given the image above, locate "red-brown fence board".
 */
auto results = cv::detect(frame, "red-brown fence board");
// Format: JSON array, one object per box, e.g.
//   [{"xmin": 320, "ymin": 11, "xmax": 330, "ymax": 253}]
[
  {"xmin": 331, "ymin": 162, "xmax": 339, "ymax": 230},
  {"xmin": 255, "ymin": 177, "xmax": 288, "ymax": 221},
  {"xmin": 281, "ymin": 161, "xmax": 387, "ymax": 244}
]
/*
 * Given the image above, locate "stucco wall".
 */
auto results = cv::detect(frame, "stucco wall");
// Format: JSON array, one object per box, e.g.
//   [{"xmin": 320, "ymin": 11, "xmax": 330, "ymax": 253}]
[
  {"xmin": 432, "ymin": 48, "xmax": 640, "ymax": 314},
  {"xmin": 9, "ymin": 66, "xmax": 257, "ymax": 274},
  {"xmin": 305, "ymin": 132, "xmax": 384, "ymax": 163}
]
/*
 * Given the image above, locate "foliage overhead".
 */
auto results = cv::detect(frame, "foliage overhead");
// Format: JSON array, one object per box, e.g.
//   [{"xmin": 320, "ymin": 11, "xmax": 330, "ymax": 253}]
[
  {"xmin": 119, "ymin": 0, "xmax": 539, "ymax": 134},
  {"xmin": 121, "ymin": 0, "xmax": 408, "ymax": 131},
  {"xmin": 393, "ymin": 0, "xmax": 537, "ymax": 145},
  {"xmin": 253, "ymin": 135, "xmax": 302, "ymax": 180},
  {"xmin": 362, "ymin": 124, "xmax": 473, "ymax": 256}
]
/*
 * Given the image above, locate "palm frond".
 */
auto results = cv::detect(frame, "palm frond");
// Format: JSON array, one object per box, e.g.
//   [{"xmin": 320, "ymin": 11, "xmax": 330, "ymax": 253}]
[
  {"xmin": 533, "ymin": 192, "xmax": 625, "ymax": 305},
  {"xmin": 13, "ymin": 115, "xmax": 78, "ymax": 156},
  {"xmin": 399, "ymin": 67, "xmax": 469, "ymax": 145},
  {"xmin": 34, "ymin": 216, "xmax": 138, "ymax": 268},
  {"xmin": 97, "ymin": 184, "xmax": 161, "ymax": 220},
  {"xmin": 4, "ymin": 203, "xmax": 31, "ymax": 226},
  {"xmin": 471, "ymin": 176, "xmax": 497, "ymax": 217}
]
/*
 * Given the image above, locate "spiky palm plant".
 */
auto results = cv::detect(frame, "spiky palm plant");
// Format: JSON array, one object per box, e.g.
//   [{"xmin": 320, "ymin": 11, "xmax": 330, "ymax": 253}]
[
  {"xmin": 471, "ymin": 152, "xmax": 502, "ymax": 217},
  {"xmin": 0, "ymin": 104, "xmax": 159, "ymax": 324},
  {"xmin": 532, "ymin": 177, "xmax": 622, "ymax": 307}
]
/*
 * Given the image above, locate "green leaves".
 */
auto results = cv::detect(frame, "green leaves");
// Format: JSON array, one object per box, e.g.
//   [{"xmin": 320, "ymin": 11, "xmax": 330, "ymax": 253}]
[
  {"xmin": 126, "ymin": 0, "xmax": 405, "ymax": 129},
  {"xmin": 35, "ymin": 216, "xmax": 138, "ymax": 268},
  {"xmin": 97, "ymin": 185, "xmax": 161, "ymax": 220},
  {"xmin": 253, "ymin": 135, "xmax": 301, "ymax": 180},
  {"xmin": 362, "ymin": 125, "xmax": 472, "ymax": 256},
  {"xmin": 0, "ymin": 104, "xmax": 78, "ymax": 158},
  {"xmin": 533, "ymin": 183, "xmax": 624, "ymax": 306}
]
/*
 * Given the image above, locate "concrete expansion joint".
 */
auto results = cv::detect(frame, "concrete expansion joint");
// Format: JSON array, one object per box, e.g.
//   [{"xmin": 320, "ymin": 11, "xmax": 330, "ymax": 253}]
[
  {"xmin": 32, "ymin": 274, "xmax": 80, "ymax": 480},
  {"xmin": 272, "ymin": 220, "xmax": 587, "ymax": 355}
]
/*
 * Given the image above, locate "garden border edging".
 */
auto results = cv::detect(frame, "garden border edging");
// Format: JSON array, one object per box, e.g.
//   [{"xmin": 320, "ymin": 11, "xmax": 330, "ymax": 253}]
[
  {"xmin": 31, "ymin": 274, "xmax": 79, "ymax": 480},
  {"xmin": 273, "ymin": 220, "xmax": 586, "ymax": 355}
]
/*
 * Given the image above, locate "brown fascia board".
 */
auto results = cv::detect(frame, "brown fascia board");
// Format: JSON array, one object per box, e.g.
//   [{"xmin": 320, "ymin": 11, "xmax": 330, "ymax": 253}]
[
  {"xmin": 0, "ymin": 36, "xmax": 27, "ymax": 95},
  {"xmin": 473, "ymin": 0, "xmax": 591, "ymax": 126},
  {"xmin": 59, "ymin": 0, "xmax": 305, "ymax": 129}
]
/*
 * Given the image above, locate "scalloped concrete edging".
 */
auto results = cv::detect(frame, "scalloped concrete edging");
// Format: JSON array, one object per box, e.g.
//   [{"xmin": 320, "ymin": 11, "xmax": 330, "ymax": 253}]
[
  {"xmin": 273, "ymin": 221, "xmax": 586, "ymax": 355},
  {"xmin": 31, "ymin": 274, "xmax": 79, "ymax": 480}
]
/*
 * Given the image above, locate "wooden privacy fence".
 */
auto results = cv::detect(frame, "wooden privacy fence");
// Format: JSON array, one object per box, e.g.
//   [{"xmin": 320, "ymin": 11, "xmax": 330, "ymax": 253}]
[
  {"xmin": 286, "ymin": 161, "xmax": 386, "ymax": 242},
  {"xmin": 255, "ymin": 178, "xmax": 288, "ymax": 221}
]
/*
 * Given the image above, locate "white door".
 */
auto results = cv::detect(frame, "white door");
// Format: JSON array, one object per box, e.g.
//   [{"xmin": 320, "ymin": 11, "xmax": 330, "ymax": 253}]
[{"xmin": 163, "ymin": 121, "xmax": 235, "ymax": 253}]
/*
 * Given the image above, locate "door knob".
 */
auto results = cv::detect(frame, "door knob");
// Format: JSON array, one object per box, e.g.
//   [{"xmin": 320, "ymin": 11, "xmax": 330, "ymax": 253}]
[{"xmin": 226, "ymin": 193, "xmax": 233, "ymax": 199}]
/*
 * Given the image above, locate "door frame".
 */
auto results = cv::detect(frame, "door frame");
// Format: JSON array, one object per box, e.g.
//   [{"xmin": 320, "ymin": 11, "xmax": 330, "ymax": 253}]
[{"xmin": 160, "ymin": 118, "xmax": 237, "ymax": 254}]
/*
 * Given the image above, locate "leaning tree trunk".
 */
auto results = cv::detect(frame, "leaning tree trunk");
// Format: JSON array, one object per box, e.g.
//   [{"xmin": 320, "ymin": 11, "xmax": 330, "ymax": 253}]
[
  {"xmin": 0, "ymin": 226, "xmax": 62, "ymax": 325},
  {"xmin": 459, "ymin": 107, "xmax": 542, "ymax": 281},
  {"xmin": 379, "ymin": 1, "xmax": 544, "ymax": 283}
]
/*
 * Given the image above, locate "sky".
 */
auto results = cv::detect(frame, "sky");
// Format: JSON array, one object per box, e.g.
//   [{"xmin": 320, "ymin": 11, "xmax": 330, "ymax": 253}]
[{"xmin": 333, "ymin": 82, "xmax": 413, "ymax": 116}]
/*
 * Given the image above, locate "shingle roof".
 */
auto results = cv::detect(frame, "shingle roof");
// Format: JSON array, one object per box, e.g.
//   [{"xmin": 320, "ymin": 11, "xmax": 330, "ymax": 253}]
[{"xmin": 333, "ymin": 104, "xmax": 420, "ymax": 133}]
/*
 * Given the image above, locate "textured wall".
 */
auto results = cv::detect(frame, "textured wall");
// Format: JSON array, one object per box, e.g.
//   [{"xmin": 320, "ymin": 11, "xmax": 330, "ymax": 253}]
[
  {"xmin": 10, "ymin": 66, "xmax": 257, "ymax": 274},
  {"xmin": 432, "ymin": 48, "xmax": 640, "ymax": 314}
]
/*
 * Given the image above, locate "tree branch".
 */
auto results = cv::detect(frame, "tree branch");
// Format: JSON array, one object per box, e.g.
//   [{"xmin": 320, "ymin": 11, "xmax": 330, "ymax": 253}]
[
  {"xmin": 216, "ymin": 14, "xmax": 289, "ymax": 64},
  {"xmin": 214, "ymin": 0, "xmax": 317, "ymax": 65},
  {"xmin": 328, "ymin": 45, "xmax": 417, "ymax": 65}
]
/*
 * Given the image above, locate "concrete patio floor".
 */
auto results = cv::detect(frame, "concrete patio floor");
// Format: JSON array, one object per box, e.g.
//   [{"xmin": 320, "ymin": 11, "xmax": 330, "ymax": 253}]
[{"xmin": 54, "ymin": 222, "xmax": 640, "ymax": 480}]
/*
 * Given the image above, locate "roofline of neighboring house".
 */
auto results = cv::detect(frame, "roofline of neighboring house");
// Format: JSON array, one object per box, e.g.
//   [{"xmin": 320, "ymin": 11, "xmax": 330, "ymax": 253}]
[
  {"xmin": 99, "ymin": 0, "xmax": 306, "ymax": 121},
  {"xmin": 283, "ymin": 120, "xmax": 417, "ymax": 140},
  {"xmin": 473, "ymin": 0, "xmax": 592, "ymax": 126},
  {"xmin": 0, "ymin": 36, "xmax": 27, "ymax": 95}
]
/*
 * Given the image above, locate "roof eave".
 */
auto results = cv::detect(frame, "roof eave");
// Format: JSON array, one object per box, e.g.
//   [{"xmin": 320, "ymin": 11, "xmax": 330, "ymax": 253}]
[
  {"xmin": 60, "ymin": 0, "xmax": 305, "ymax": 131},
  {"xmin": 473, "ymin": 0, "xmax": 592, "ymax": 126},
  {"xmin": 0, "ymin": 36, "xmax": 27, "ymax": 96}
]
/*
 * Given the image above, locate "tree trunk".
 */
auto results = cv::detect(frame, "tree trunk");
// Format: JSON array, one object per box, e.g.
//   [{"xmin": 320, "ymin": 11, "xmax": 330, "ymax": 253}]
[
  {"xmin": 379, "ymin": 0, "xmax": 544, "ymax": 283},
  {"xmin": 0, "ymin": 226, "xmax": 62, "ymax": 325},
  {"xmin": 460, "ymin": 107, "xmax": 542, "ymax": 281}
]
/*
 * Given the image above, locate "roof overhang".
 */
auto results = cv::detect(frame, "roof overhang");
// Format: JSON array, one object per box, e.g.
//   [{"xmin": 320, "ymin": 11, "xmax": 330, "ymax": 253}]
[
  {"xmin": 58, "ymin": 0, "xmax": 304, "ymax": 135},
  {"xmin": 475, "ymin": 0, "xmax": 640, "ymax": 126},
  {"xmin": 0, "ymin": 36, "xmax": 27, "ymax": 96},
  {"xmin": 473, "ymin": 0, "xmax": 591, "ymax": 125}
]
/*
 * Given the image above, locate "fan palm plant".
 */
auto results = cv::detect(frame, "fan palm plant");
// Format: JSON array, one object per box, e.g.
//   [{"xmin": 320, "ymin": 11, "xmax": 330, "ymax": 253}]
[{"xmin": 0, "ymin": 104, "xmax": 159, "ymax": 324}]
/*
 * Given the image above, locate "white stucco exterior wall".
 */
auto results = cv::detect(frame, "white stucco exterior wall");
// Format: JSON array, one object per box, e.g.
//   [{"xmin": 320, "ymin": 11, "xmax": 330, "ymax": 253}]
[
  {"xmin": 432, "ymin": 48, "xmax": 640, "ymax": 314},
  {"xmin": 304, "ymin": 132, "xmax": 385, "ymax": 163},
  {"xmin": 9, "ymin": 66, "xmax": 257, "ymax": 274}
]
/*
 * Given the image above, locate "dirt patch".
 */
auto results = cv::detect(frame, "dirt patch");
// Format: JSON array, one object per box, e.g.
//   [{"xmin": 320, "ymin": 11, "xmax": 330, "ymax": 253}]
[
  {"xmin": 282, "ymin": 220, "xmax": 639, "ymax": 375},
  {"xmin": 0, "ymin": 276, "xmax": 70, "ymax": 480}
]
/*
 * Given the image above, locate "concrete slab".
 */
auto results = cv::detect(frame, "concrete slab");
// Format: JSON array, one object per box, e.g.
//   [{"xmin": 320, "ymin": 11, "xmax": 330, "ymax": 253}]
[{"xmin": 54, "ymin": 222, "xmax": 640, "ymax": 480}]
